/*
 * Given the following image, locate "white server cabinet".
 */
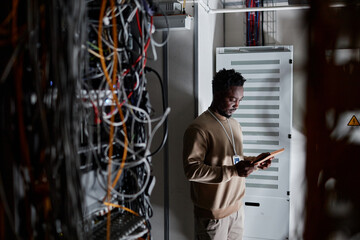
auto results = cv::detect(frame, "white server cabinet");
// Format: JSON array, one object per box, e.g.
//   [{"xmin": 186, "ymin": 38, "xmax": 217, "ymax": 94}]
[{"xmin": 216, "ymin": 46, "xmax": 293, "ymax": 240}]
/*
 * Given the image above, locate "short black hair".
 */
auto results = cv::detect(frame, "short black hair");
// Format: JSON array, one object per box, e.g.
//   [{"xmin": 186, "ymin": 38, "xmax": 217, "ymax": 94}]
[{"xmin": 212, "ymin": 69, "xmax": 246, "ymax": 94}]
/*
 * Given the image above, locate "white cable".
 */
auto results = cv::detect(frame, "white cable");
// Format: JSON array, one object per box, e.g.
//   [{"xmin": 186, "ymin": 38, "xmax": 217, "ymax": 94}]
[
  {"xmin": 133, "ymin": 71, "xmax": 140, "ymax": 91},
  {"xmin": 102, "ymin": 108, "xmax": 130, "ymax": 127},
  {"xmin": 124, "ymin": 102, "xmax": 151, "ymax": 147},
  {"xmin": 90, "ymin": 24, "xmax": 126, "ymax": 52},
  {"xmin": 109, "ymin": 158, "xmax": 151, "ymax": 199},
  {"xmin": 146, "ymin": 107, "xmax": 171, "ymax": 153},
  {"xmin": 96, "ymin": 157, "xmax": 150, "ymax": 200},
  {"xmin": 118, "ymin": 6, "xmax": 129, "ymax": 45}
]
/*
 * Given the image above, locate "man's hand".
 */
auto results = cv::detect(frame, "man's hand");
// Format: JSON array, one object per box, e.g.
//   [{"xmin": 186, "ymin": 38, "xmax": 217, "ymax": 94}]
[
  {"xmin": 235, "ymin": 161, "xmax": 255, "ymax": 177},
  {"xmin": 255, "ymin": 152, "xmax": 273, "ymax": 170},
  {"xmin": 257, "ymin": 159, "xmax": 272, "ymax": 170}
]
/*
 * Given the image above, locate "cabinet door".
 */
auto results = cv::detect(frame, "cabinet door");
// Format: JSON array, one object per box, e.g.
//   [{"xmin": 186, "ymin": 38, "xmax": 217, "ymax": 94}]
[{"xmin": 217, "ymin": 46, "xmax": 293, "ymax": 239}]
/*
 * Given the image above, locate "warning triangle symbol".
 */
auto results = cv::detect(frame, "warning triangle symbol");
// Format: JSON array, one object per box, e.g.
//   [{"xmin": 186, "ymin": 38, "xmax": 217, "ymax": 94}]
[{"xmin": 347, "ymin": 115, "xmax": 360, "ymax": 126}]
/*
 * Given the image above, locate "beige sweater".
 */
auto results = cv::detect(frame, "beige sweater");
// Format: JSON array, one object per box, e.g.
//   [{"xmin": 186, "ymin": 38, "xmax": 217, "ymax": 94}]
[{"xmin": 183, "ymin": 110, "xmax": 255, "ymax": 219}]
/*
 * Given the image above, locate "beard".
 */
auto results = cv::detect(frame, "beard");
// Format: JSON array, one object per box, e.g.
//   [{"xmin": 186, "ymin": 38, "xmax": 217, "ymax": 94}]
[{"xmin": 218, "ymin": 109, "xmax": 232, "ymax": 118}]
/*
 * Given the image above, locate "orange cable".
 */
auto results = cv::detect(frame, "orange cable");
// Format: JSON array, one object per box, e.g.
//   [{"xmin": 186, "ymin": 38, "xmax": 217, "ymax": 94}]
[
  {"xmin": 110, "ymin": 0, "xmax": 128, "ymax": 189},
  {"xmin": 97, "ymin": 1, "xmax": 113, "ymax": 239},
  {"xmin": 98, "ymin": 1, "xmax": 130, "ymax": 239},
  {"xmin": 98, "ymin": 1, "xmax": 129, "ymax": 193},
  {"xmin": 103, "ymin": 202, "xmax": 139, "ymax": 216}
]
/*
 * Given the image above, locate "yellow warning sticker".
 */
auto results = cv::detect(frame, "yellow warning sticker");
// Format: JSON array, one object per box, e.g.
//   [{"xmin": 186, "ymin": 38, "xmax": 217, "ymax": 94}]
[{"xmin": 347, "ymin": 115, "xmax": 360, "ymax": 126}]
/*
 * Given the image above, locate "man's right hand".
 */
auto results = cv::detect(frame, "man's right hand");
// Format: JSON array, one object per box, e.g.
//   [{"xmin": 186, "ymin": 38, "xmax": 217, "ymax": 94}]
[{"xmin": 235, "ymin": 161, "xmax": 255, "ymax": 177}]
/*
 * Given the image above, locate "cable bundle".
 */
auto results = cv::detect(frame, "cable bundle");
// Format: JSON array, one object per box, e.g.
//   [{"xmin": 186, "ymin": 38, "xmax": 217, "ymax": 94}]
[
  {"xmin": 246, "ymin": 0, "xmax": 261, "ymax": 46},
  {"xmin": 81, "ymin": 0, "xmax": 169, "ymax": 239}
]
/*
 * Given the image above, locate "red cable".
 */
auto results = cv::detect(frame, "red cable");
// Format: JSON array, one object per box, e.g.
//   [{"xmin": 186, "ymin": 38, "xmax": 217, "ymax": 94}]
[
  {"xmin": 107, "ymin": 15, "xmax": 154, "ymax": 115},
  {"xmin": 91, "ymin": 100, "xmax": 101, "ymax": 124},
  {"xmin": 122, "ymin": 16, "xmax": 153, "ymax": 76},
  {"xmin": 136, "ymin": 10, "xmax": 142, "ymax": 37}
]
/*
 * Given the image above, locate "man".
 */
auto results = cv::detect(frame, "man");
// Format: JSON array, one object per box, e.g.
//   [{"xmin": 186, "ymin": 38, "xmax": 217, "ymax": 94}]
[{"xmin": 183, "ymin": 69, "xmax": 272, "ymax": 240}]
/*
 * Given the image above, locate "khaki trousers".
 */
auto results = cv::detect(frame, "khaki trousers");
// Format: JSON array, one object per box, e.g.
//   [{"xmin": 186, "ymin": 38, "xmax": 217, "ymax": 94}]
[{"xmin": 194, "ymin": 205, "xmax": 244, "ymax": 240}]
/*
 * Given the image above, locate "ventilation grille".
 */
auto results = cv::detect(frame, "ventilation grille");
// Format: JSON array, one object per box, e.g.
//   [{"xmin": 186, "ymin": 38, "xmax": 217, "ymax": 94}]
[
  {"xmin": 233, "ymin": 59, "xmax": 281, "ymax": 192},
  {"xmin": 216, "ymin": 46, "xmax": 292, "ymax": 198}
]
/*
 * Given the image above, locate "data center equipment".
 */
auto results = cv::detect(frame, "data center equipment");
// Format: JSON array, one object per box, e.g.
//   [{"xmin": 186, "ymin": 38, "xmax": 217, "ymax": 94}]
[
  {"xmin": 81, "ymin": 0, "xmax": 170, "ymax": 239},
  {"xmin": 0, "ymin": 0, "xmax": 169, "ymax": 239}
]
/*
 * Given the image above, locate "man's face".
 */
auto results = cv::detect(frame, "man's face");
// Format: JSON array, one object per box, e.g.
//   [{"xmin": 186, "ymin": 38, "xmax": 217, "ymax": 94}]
[{"xmin": 213, "ymin": 86, "xmax": 244, "ymax": 118}]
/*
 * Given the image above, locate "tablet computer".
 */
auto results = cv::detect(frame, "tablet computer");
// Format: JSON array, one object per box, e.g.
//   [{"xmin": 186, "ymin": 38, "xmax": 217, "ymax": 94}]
[{"xmin": 252, "ymin": 148, "xmax": 285, "ymax": 165}]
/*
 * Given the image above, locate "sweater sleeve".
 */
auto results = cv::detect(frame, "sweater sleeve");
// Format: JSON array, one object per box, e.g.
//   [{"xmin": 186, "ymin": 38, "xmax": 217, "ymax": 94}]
[
  {"xmin": 244, "ymin": 155, "xmax": 257, "ymax": 161},
  {"xmin": 183, "ymin": 127, "xmax": 238, "ymax": 184}
]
